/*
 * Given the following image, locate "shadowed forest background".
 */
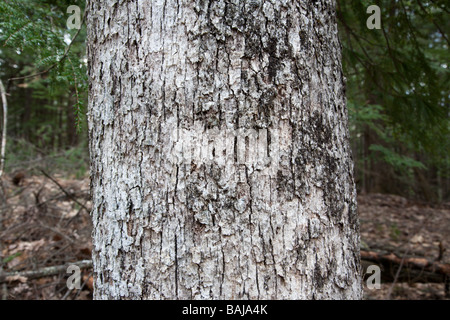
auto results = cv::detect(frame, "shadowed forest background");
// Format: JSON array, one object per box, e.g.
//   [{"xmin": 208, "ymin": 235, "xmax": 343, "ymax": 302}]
[{"xmin": 0, "ymin": 0, "xmax": 448, "ymax": 299}]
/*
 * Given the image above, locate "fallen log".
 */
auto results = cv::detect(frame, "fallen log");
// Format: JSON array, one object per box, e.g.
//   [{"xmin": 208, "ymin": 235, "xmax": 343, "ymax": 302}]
[
  {"xmin": 361, "ymin": 248, "xmax": 449, "ymax": 297},
  {"xmin": 0, "ymin": 260, "xmax": 92, "ymax": 283},
  {"xmin": 1, "ymin": 250, "xmax": 449, "ymax": 295},
  {"xmin": 361, "ymin": 249, "xmax": 450, "ymax": 282}
]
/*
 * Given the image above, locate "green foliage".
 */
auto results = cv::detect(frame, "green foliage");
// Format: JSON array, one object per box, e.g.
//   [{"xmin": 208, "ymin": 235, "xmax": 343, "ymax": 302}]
[
  {"xmin": 369, "ymin": 144, "xmax": 425, "ymax": 171},
  {"xmin": 339, "ymin": 0, "xmax": 450, "ymax": 199},
  {"xmin": 349, "ymin": 102, "xmax": 426, "ymax": 175},
  {"xmin": 339, "ymin": 0, "xmax": 449, "ymax": 150},
  {"xmin": 0, "ymin": 0, "xmax": 87, "ymax": 132},
  {"xmin": 2, "ymin": 252, "xmax": 22, "ymax": 264}
]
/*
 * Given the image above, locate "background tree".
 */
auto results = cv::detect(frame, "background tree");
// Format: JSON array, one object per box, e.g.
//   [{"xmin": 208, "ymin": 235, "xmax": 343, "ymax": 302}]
[
  {"xmin": 1, "ymin": 1, "xmax": 447, "ymax": 200},
  {"xmin": 0, "ymin": 0, "xmax": 88, "ymax": 175},
  {"xmin": 338, "ymin": 0, "xmax": 449, "ymax": 201}
]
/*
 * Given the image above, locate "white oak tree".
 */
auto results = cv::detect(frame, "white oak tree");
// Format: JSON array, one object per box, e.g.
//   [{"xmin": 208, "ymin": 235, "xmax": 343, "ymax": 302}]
[{"xmin": 86, "ymin": 0, "xmax": 362, "ymax": 299}]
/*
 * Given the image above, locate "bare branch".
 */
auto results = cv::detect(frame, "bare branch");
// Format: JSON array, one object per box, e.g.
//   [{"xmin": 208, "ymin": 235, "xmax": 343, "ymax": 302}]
[{"xmin": 39, "ymin": 169, "xmax": 90, "ymax": 214}]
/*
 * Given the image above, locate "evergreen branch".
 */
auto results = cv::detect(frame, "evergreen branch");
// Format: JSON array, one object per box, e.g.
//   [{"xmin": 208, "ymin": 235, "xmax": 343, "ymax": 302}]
[
  {"xmin": 8, "ymin": 8, "xmax": 86, "ymax": 83},
  {"xmin": 2, "ymin": 21, "xmax": 32, "ymax": 47},
  {"xmin": 428, "ymin": 0, "xmax": 450, "ymax": 14},
  {"xmin": 416, "ymin": 0, "xmax": 450, "ymax": 47}
]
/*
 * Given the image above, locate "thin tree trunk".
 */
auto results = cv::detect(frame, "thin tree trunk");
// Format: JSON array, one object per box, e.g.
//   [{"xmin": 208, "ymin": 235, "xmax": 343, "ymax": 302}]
[
  {"xmin": 0, "ymin": 79, "xmax": 8, "ymax": 300},
  {"xmin": 66, "ymin": 96, "xmax": 77, "ymax": 147},
  {"xmin": 0, "ymin": 80, "xmax": 7, "ymax": 179},
  {"xmin": 87, "ymin": 0, "xmax": 362, "ymax": 299}
]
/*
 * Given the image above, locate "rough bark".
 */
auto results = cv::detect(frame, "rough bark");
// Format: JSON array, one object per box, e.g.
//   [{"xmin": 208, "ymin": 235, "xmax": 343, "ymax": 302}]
[{"xmin": 86, "ymin": 0, "xmax": 362, "ymax": 299}]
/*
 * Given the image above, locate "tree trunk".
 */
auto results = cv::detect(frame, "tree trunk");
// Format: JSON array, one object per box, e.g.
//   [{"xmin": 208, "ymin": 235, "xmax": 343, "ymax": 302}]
[
  {"xmin": 86, "ymin": 0, "xmax": 362, "ymax": 299},
  {"xmin": 66, "ymin": 94, "xmax": 78, "ymax": 147}
]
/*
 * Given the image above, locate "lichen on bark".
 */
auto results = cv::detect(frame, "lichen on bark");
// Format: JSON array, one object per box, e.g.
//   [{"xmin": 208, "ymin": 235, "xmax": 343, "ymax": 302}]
[{"xmin": 87, "ymin": 0, "xmax": 362, "ymax": 300}]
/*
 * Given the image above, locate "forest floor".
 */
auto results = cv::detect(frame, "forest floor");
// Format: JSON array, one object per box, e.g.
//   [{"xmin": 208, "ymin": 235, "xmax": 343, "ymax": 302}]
[{"xmin": 0, "ymin": 173, "xmax": 449, "ymax": 300}]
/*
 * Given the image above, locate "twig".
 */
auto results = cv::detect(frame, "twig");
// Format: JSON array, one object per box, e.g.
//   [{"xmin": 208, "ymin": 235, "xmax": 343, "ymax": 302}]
[
  {"xmin": 62, "ymin": 271, "xmax": 93, "ymax": 300},
  {"xmin": 37, "ymin": 222, "xmax": 75, "ymax": 244},
  {"xmin": 3, "ymin": 22, "xmax": 32, "ymax": 47},
  {"xmin": 74, "ymin": 272, "xmax": 93, "ymax": 299},
  {"xmin": 386, "ymin": 210, "xmax": 436, "ymax": 299},
  {"xmin": 0, "ymin": 260, "xmax": 92, "ymax": 283},
  {"xmin": 61, "ymin": 287, "xmax": 74, "ymax": 300},
  {"xmin": 39, "ymin": 169, "xmax": 89, "ymax": 213}
]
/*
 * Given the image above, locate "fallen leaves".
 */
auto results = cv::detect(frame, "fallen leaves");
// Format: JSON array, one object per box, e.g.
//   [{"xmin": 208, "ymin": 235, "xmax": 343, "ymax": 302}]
[
  {"xmin": 359, "ymin": 193, "xmax": 450, "ymax": 299},
  {"xmin": 5, "ymin": 275, "xmax": 28, "ymax": 283},
  {"xmin": 1, "ymin": 173, "xmax": 92, "ymax": 300}
]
